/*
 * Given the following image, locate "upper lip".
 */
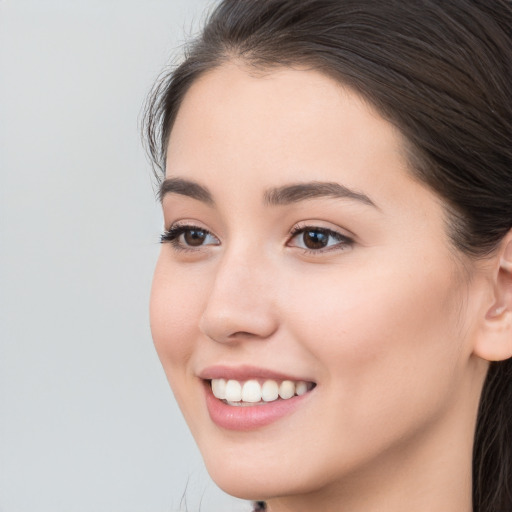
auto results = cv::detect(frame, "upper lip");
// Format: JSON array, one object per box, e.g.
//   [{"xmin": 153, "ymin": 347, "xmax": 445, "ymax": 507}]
[{"xmin": 198, "ymin": 364, "xmax": 315, "ymax": 383}]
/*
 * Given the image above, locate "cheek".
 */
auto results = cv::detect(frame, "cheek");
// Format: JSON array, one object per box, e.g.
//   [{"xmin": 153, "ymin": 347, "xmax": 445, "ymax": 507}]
[
  {"xmin": 282, "ymin": 257, "xmax": 466, "ymax": 421},
  {"xmin": 149, "ymin": 254, "xmax": 205, "ymax": 374}
]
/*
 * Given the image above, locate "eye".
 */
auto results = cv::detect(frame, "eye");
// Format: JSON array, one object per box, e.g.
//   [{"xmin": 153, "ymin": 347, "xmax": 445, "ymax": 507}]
[
  {"xmin": 161, "ymin": 224, "xmax": 220, "ymax": 251},
  {"xmin": 288, "ymin": 225, "xmax": 353, "ymax": 252}
]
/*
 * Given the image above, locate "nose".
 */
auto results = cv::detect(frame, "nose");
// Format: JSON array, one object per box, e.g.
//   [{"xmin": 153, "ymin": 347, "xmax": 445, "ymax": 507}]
[{"xmin": 198, "ymin": 250, "xmax": 279, "ymax": 344}]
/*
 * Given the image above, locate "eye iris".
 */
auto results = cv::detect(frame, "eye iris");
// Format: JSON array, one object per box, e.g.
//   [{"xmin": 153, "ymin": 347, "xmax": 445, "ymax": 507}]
[
  {"xmin": 303, "ymin": 230, "xmax": 329, "ymax": 249},
  {"xmin": 184, "ymin": 229, "xmax": 206, "ymax": 246}
]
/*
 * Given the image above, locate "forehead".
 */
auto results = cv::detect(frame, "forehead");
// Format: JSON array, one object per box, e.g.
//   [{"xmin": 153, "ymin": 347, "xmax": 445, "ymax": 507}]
[
  {"xmin": 167, "ymin": 63, "xmax": 406, "ymax": 180},
  {"xmin": 164, "ymin": 63, "xmax": 447, "ymax": 229}
]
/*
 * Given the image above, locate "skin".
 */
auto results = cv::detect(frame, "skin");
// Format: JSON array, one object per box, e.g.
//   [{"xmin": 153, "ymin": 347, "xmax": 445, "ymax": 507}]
[{"xmin": 150, "ymin": 64, "xmax": 498, "ymax": 512}]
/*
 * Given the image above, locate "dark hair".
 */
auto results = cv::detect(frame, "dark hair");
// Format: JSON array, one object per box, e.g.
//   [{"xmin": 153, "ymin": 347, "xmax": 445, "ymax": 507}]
[{"xmin": 144, "ymin": 1, "xmax": 512, "ymax": 510}]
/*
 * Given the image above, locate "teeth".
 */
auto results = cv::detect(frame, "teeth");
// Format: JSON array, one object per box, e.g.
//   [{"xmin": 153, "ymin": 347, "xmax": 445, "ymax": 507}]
[
  {"xmin": 224, "ymin": 380, "xmax": 242, "ymax": 402},
  {"xmin": 211, "ymin": 378, "xmax": 227, "ymax": 400},
  {"xmin": 211, "ymin": 378, "xmax": 312, "ymax": 403},
  {"xmin": 261, "ymin": 380, "xmax": 279, "ymax": 402},
  {"xmin": 296, "ymin": 381, "xmax": 308, "ymax": 396},
  {"xmin": 279, "ymin": 380, "xmax": 295, "ymax": 399},
  {"xmin": 242, "ymin": 380, "xmax": 261, "ymax": 403}
]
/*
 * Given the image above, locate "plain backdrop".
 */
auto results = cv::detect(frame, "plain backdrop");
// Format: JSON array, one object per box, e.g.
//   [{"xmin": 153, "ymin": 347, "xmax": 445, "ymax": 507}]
[{"xmin": 0, "ymin": 1, "xmax": 249, "ymax": 511}]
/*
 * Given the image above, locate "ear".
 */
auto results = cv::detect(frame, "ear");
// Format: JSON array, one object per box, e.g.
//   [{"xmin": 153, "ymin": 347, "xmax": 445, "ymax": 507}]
[{"xmin": 472, "ymin": 232, "xmax": 512, "ymax": 362}]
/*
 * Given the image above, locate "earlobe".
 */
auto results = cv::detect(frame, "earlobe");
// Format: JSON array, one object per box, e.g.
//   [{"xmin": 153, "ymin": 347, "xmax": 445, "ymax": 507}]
[
  {"xmin": 473, "ymin": 236, "xmax": 512, "ymax": 362},
  {"xmin": 486, "ymin": 304, "xmax": 507, "ymax": 319}
]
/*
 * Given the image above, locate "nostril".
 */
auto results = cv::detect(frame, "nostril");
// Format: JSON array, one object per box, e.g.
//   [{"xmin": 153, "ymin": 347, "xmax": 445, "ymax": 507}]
[
  {"xmin": 229, "ymin": 331, "xmax": 261, "ymax": 339},
  {"xmin": 199, "ymin": 309, "xmax": 278, "ymax": 344}
]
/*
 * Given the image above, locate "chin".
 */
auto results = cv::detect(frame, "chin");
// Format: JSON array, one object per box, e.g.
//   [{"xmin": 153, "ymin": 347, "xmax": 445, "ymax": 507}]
[
  {"xmin": 200, "ymin": 443, "xmax": 332, "ymax": 502},
  {"xmin": 206, "ymin": 464, "xmax": 295, "ymax": 502},
  {"xmin": 199, "ymin": 446, "xmax": 270, "ymax": 499}
]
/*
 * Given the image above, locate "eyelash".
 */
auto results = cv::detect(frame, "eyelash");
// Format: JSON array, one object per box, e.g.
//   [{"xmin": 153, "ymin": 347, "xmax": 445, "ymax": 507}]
[
  {"xmin": 160, "ymin": 224, "xmax": 219, "ymax": 253},
  {"xmin": 160, "ymin": 223, "xmax": 354, "ymax": 254},
  {"xmin": 288, "ymin": 224, "xmax": 354, "ymax": 254}
]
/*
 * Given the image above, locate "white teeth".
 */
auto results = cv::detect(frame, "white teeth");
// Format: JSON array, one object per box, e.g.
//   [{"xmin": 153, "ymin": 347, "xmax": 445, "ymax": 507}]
[
  {"xmin": 210, "ymin": 378, "xmax": 312, "ymax": 404},
  {"xmin": 211, "ymin": 378, "xmax": 227, "ymax": 399},
  {"xmin": 261, "ymin": 380, "xmax": 279, "ymax": 402},
  {"xmin": 295, "ymin": 381, "xmax": 308, "ymax": 396},
  {"xmin": 224, "ymin": 380, "xmax": 242, "ymax": 402},
  {"xmin": 279, "ymin": 380, "xmax": 295, "ymax": 399},
  {"xmin": 242, "ymin": 380, "xmax": 261, "ymax": 403}
]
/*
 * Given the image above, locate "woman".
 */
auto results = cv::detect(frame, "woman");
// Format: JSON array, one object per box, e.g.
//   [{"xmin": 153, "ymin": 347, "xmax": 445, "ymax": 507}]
[{"xmin": 144, "ymin": 1, "xmax": 512, "ymax": 511}]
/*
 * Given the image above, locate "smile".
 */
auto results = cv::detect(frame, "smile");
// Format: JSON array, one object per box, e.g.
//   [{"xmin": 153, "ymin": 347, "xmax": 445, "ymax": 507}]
[
  {"xmin": 210, "ymin": 378, "xmax": 315, "ymax": 406},
  {"xmin": 203, "ymin": 373, "xmax": 316, "ymax": 430}
]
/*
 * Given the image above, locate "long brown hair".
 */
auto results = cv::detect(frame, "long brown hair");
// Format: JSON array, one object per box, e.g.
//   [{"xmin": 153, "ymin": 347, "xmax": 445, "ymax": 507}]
[{"xmin": 144, "ymin": 1, "xmax": 512, "ymax": 510}]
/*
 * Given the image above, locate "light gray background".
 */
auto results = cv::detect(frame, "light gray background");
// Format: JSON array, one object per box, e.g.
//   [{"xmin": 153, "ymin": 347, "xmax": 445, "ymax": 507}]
[{"xmin": 0, "ymin": 1, "xmax": 249, "ymax": 511}]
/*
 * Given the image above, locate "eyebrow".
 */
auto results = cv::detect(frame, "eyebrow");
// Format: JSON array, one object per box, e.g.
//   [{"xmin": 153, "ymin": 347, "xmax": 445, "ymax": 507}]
[
  {"xmin": 159, "ymin": 177, "xmax": 214, "ymax": 205},
  {"xmin": 159, "ymin": 177, "xmax": 378, "ymax": 209},
  {"xmin": 264, "ymin": 181, "xmax": 378, "ymax": 208}
]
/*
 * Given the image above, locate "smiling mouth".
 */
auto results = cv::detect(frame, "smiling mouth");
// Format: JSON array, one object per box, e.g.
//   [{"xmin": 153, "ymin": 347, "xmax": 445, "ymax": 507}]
[{"xmin": 208, "ymin": 378, "xmax": 316, "ymax": 406}]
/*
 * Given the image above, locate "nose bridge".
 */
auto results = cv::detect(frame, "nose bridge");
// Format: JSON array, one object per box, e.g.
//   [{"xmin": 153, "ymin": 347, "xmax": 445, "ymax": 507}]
[{"xmin": 199, "ymin": 241, "xmax": 278, "ymax": 343}]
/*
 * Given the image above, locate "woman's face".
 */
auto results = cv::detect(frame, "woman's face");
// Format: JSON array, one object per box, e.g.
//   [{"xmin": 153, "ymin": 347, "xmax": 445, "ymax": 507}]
[{"xmin": 151, "ymin": 65, "xmax": 485, "ymax": 503}]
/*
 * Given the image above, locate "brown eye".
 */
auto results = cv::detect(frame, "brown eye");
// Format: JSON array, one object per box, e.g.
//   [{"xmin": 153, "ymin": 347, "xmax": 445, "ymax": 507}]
[
  {"xmin": 302, "ymin": 230, "xmax": 330, "ymax": 249},
  {"xmin": 183, "ymin": 229, "xmax": 208, "ymax": 246},
  {"xmin": 160, "ymin": 225, "xmax": 220, "ymax": 249},
  {"xmin": 288, "ymin": 226, "xmax": 354, "ymax": 253}
]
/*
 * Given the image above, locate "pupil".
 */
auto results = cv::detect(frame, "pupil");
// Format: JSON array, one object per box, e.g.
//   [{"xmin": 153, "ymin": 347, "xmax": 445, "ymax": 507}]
[
  {"xmin": 303, "ymin": 230, "xmax": 328, "ymax": 249},
  {"xmin": 184, "ymin": 229, "xmax": 206, "ymax": 246}
]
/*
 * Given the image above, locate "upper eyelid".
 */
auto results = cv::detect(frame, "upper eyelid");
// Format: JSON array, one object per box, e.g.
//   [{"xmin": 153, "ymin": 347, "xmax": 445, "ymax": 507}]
[
  {"xmin": 291, "ymin": 224, "xmax": 347, "ymax": 235},
  {"xmin": 288, "ymin": 227, "xmax": 353, "ymax": 244},
  {"xmin": 166, "ymin": 223, "xmax": 218, "ymax": 237},
  {"xmin": 165, "ymin": 219, "xmax": 215, "ymax": 233},
  {"xmin": 290, "ymin": 222, "xmax": 355, "ymax": 240},
  {"xmin": 163, "ymin": 221, "xmax": 355, "ymax": 245}
]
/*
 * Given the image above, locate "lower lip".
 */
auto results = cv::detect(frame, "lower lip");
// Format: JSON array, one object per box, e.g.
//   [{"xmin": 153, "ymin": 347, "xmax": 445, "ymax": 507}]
[{"xmin": 204, "ymin": 381, "xmax": 312, "ymax": 431}]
